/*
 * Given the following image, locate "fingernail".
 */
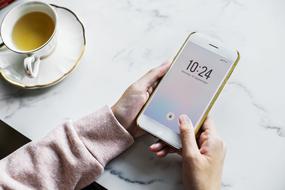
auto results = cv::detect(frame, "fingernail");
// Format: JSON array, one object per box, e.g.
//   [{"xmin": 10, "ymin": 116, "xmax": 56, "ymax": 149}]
[
  {"xmin": 161, "ymin": 61, "xmax": 171, "ymax": 66},
  {"xmin": 150, "ymin": 144, "xmax": 158, "ymax": 149},
  {"xmin": 179, "ymin": 114, "xmax": 190, "ymax": 124}
]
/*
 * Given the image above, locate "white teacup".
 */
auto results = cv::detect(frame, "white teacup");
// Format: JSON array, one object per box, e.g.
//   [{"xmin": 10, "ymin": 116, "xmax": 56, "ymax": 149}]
[{"xmin": 0, "ymin": 1, "xmax": 57, "ymax": 78}]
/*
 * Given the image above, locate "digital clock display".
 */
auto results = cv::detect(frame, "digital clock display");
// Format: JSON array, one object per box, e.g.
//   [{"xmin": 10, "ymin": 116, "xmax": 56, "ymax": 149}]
[
  {"xmin": 186, "ymin": 60, "xmax": 213, "ymax": 80},
  {"xmin": 144, "ymin": 40, "xmax": 233, "ymax": 134}
]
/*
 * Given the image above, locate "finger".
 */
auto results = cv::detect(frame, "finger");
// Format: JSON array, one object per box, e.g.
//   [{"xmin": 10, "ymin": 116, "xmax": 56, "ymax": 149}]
[
  {"xmin": 179, "ymin": 114, "xmax": 199, "ymax": 156},
  {"xmin": 156, "ymin": 147, "xmax": 172, "ymax": 158},
  {"xmin": 151, "ymin": 81, "xmax": 159, "ymax": 88},
  {"xmin": 200, "ymin": 143, "xmax": 209, "ymax": 154},
  {"xmin": 159, "ymin": 146, "xmax": 179, "ymax": 154},
  {"xmin": 149, "ymin": 141, "xmax": 167, "ymax": 152},
  {"xmin": 137, "ymin": 61, "xmax": 171, "ymax": 89},
  {"xmin": 198, "ymin": 132, "xmax": 209, "ymax": 146},
  {"xmin": 153, "ymin": 147, "xmax": 172, "ymax": 157},
  {"xmin": 147, "ymin": 86, "xmax": 154, "ymax": 96},
  {"xmin": 167, "ymin": 147, "xmax": 179, "ymax": 154},
  {"xmin": 147, "ymin": 81, "xmax": 159, "ymax": 95},
  {"xmin": 202, "ymin": 117, "xmax": 216, "ymax": 134}
]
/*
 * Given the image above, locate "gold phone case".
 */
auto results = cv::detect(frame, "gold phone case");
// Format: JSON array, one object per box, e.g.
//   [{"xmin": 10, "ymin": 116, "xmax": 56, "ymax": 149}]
[{"xmin": 137, "ymin": 32, "xmax": 240, "ymax": 135}]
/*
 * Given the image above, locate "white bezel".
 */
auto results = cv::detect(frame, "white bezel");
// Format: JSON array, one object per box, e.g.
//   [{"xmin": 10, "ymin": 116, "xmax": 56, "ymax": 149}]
[
  {"xmin": 137, "ymin": 114, "xmax": 181, "ymax": 149},
  {"xmin": 191, "ymin": 33, "xmax": 237, "ymax": 62}
]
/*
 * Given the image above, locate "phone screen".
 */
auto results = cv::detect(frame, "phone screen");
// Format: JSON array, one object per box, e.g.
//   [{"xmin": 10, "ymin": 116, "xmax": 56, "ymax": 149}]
[{"xmin": 143, "ymin": 41, "xmax": 234, "ymax": 134}]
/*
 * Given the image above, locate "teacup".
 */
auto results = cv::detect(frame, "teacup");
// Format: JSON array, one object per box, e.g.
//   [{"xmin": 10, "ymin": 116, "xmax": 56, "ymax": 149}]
[{"xmin": 0, "ymin": 1, "xmax": 57, "ymax": 78}]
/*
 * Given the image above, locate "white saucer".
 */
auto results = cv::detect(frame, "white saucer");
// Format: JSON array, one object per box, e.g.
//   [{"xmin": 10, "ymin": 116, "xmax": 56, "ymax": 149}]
[{"xmin": 0, "ymin": 4, "xmax": 86, "ymax": 89}]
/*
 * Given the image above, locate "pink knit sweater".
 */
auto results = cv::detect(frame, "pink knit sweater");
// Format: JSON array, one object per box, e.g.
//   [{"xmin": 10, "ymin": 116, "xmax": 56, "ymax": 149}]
[{"xmin": 0, "ymin": 106, "xmax": 134, "ymax": 189}]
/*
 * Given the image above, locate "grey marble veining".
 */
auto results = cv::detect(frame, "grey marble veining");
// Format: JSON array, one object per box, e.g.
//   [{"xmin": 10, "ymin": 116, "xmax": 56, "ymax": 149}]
[
  {"xmin": 1, "ymin": 0, "xmax": 285, "ymax": 189},
  {"xmin": 228, "ymin": 81, "xmax": 285, "ymax": 137}
]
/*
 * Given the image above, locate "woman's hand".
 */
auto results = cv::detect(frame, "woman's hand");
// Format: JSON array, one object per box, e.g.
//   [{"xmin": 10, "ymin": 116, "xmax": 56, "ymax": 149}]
[
  {"xmin": 150, "ymin": 116, "xmax": 226, "ymax": 190},
  {"xmin": 112, "ymin": 62, "xmax": 171, "ymax": 138}
]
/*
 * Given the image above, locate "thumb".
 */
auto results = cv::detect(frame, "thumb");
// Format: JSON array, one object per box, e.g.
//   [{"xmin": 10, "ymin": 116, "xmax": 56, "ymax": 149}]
[
  {"xmin": 179, "ymin": 115, "xmax": 199, "ymax": 156},
  {"xmin": 136, "ymin": 61, "xmax": 171, "ymax": 89}
]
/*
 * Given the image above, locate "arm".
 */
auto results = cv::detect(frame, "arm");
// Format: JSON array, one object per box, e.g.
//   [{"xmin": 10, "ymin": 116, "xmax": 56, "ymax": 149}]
[
  {"xmin": 0, "ymin": 62, "xmax": 171, "ymax": 190},
  {"xmin": 0, "ymin": 106, "xmax": 133, "ymax": 190}
]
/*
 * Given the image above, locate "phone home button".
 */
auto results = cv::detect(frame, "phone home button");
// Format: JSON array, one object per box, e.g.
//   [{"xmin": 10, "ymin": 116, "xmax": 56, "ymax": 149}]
[{"xmin": 166, "ymin": 112, "xmax": 175, "ymax": 121}]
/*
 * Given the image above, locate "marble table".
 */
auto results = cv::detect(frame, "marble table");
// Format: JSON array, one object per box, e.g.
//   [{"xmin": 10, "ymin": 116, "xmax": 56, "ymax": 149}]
[{"xmin": 1, "ymin": 0, "xmax": 285, "ymax": 189}]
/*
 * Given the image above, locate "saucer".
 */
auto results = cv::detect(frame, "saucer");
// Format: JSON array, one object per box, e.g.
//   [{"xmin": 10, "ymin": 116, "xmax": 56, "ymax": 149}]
[{"xmin": 0, "ymin": 4, "xmax": 86, "ymax": 89}]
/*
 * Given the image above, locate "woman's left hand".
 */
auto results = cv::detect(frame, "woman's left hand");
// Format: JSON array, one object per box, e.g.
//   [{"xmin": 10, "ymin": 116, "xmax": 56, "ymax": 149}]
[{"xmin": 112, "ymin": 62, "xmax": 171, "ymax": 138}]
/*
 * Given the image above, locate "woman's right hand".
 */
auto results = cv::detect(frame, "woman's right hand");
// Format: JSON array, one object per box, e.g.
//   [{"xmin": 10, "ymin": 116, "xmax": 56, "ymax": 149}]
[{"xmin": 149, "ymin": 115, "xmax": 226, "ymax": 190}]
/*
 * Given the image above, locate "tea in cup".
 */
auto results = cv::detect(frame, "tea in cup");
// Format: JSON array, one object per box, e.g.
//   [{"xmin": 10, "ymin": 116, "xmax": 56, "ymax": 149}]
[{"xmin": 0, "ymin": 1, "xmax": 57, "ymax": 78}]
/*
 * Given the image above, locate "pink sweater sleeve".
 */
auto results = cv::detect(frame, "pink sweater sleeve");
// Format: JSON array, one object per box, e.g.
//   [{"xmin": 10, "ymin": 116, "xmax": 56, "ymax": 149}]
[{"xmin": 0, "ymin": 106, "xmax": 134, "ymax": 189}]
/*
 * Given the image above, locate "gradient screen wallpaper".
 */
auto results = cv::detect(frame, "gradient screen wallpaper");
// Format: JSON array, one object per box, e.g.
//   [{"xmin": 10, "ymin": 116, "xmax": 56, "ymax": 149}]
[{"xmin": 144, "ymin": 41, "xmax": 233, "ymax": 134}]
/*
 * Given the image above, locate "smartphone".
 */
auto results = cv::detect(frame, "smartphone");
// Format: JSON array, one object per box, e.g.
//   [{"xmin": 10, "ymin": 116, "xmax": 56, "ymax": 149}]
[{"xmin": 137, "ymin": 32, "xmax": 240, "ymax": 149}]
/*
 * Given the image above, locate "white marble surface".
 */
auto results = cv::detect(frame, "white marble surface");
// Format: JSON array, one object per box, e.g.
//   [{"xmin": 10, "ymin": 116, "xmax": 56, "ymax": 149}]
[{"xmin": 1, "ymin": 0, "xmax": 285, "ymax": 189}]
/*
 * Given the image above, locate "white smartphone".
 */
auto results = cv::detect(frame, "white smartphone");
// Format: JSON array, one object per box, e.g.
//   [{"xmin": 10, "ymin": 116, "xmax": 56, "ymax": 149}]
[{"xmin": 137, "ymin": 32, "xmax": 240, "ymax": 149}]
